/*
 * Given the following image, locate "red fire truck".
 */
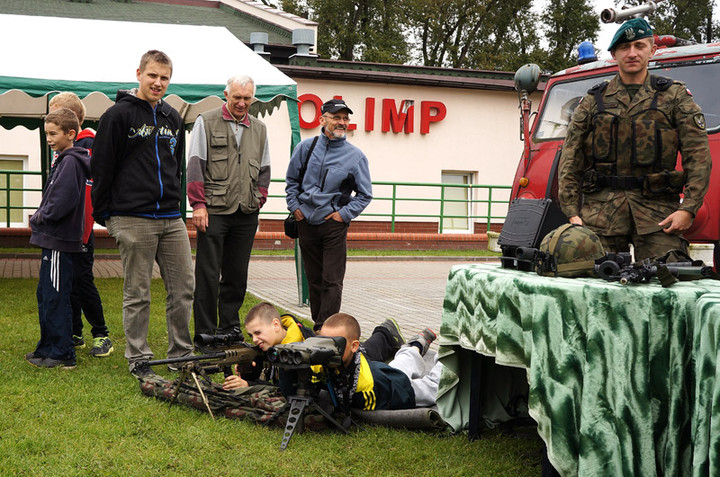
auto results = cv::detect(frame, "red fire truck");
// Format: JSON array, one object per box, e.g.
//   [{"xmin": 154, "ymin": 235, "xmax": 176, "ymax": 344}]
[{"xmin": 510, "ymin": 3, "xmax": 720, "ymax": 264}]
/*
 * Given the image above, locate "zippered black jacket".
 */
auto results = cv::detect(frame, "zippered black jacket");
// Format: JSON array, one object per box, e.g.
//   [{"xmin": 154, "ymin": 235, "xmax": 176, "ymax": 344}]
[
  {"xmin": 91, "ymin": 90, "xmax": 185, "ymax": 225},
  {"xmin": 30, "ymin": 146, "xmax": 90, "ymax": 253}
]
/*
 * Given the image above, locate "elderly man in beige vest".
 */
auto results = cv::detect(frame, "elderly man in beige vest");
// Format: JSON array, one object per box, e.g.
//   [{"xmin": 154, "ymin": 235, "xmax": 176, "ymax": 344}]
[{"xmin": 187, "ymin": 75, "xmax": 270, "ymax": 349}]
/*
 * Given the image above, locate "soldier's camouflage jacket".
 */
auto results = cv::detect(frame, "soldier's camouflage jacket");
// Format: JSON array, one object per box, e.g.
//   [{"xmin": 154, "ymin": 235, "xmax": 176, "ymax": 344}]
[{"xmin": 558, "ymin": 73, "xmax": 711, "ymax": 235}]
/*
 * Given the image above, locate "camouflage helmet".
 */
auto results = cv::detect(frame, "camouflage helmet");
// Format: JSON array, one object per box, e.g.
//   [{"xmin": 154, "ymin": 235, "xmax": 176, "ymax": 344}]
[{"xmin": 539, "ymin": 224, "xmax": 605, "ymax": 277}]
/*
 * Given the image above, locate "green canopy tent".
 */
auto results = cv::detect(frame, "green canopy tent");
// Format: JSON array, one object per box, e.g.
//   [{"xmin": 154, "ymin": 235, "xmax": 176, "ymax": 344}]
[{"xmin": 0, "ymin": 13, "xmax": 301, "ymax": 170}]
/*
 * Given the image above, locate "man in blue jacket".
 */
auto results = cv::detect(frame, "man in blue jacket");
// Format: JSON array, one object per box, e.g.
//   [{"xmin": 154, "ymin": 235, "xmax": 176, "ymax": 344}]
[
  {"xmin": 285, "ymin": 99, "xmax": 373, "ymax": 331},
  {"xmin": 91, "ymin": 50, "xmax": 194, "ymax": 379}
]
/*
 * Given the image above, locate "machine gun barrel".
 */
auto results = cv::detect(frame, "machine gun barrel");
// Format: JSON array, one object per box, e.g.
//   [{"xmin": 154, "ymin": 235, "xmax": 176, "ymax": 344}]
[
  {"xmin": 664, "ymin": 264, "xmax": 715, "ymax": 278},
  {"xmin": 148, "ymin": 345, "xmax": 259, "ymax": 368},
  {"xmin": 601, "ymin": 0, "xmax": 664, "ymax": 24}
]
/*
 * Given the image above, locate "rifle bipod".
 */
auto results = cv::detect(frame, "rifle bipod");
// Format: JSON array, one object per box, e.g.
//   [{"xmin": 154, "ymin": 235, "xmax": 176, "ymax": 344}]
[
  {"xmin": 279, "ymin": 394, "xmax": 349, "ymax": 450},
  {"xmin": 169, "ymin": 364, "xmax": 216, "ymax": 420}
]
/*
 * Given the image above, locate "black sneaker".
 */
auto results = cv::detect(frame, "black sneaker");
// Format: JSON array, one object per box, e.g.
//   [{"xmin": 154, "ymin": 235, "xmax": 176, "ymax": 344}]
[
  {"xmin": 26, "ymin": 355, "xmax": 76, "ymax": 369},
  {"xmin": 130, "ymin": 361, "xmax": 157, "ymax": 379},
  {"xmin": 406, "ymin": 328, "xmax": 437, "ymax": 356},
  {"xmin": 377, "ymin": 318, "xmax": 405, "ymax": 350},
  {"xmin": 72, "ymin": 335, "xmax": 86, "ymax": 348},
  {"xmin": 25, "ymin": 351, "xmax": 43, "ymax": 360},
  {"xmin": 88, "ymin": 337, "xmax": 114, "ymax": 357}
]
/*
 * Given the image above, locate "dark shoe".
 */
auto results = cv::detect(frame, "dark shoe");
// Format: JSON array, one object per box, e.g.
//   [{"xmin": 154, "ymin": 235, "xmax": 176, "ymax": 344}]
[
  {"xmin": 194, "ymin": 344, "xmax": 217, "ymax": 355},
  {"xmin": 406, "ymin": 328, "xmax": 437, "ymax": 356},
  {"xmin": 73, "ymin": 335, "xmax": 86, "ymax": 348},
  {"xmin": 27, "ymin": 355, "xmax": 76, "ymax": 369},
  {"xmin": 25, "ymin": 351, "xmax": 43, "ymax": 360},
  {"xmin": 377, "ymin": 318, "xmax": 405, "ymax": 350},
  {"xmin": 130, "ymin": 361, "xmax": 157, "ymax": 379},
  {"xmin": 89, "ymin": 337, "xmax": 114, "ymax": 357}
]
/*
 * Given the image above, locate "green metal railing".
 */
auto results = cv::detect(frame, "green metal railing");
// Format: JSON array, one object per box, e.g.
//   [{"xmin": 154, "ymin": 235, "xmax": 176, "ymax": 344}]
[
  {"xmin": 0, "ymin": 171, "xmax": 511, "ymax": 232},
  {"xmin": 0, "ymin": 170, "xmax": 43, "ymax": 227},
  {"xmin": 268, "ymin": 178, "xmax": 511, "ymax": 233}
]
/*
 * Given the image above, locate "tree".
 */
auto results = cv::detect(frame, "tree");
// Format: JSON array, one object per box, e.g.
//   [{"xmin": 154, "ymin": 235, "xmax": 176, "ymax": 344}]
[
  {"xmin": 402, "ymin": 0, "xmax": 598, "ymax": 72},
  {"xmin": 542, "ymin": 0, "xmax": 599, "ymax": 72},
  {"xmin": 403, "ymin": 0, "xmax": 543, "ymax": 69},
  {"xmin": 294, "ymin": 0, "xmax": 410, "ymax": 63},
  {"xmin": 272, "ymin": 0, "xmax": 715, "ymax": 71}
]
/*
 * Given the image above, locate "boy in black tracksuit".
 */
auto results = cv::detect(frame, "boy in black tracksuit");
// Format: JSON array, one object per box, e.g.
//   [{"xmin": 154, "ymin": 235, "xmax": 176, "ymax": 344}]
[
  {"xmin": 48, "ymin": 92, "xmax": 112, "ymax": 358},
  {"xmin": 25, "ymin": 108, "xmax": 91, "ymax": 369},
  {"xmin": 319, "ymin": 313, "xmax": 416, "ymax": 411}
]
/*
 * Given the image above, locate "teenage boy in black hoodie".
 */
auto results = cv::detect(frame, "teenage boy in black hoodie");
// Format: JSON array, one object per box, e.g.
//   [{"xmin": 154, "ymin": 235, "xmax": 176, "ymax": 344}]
[
  {"xmin": 25, "ymin": 108, "xmax": 91, "ymax": 369},
  {"xmin": 91, "ymin": 50, "xmax": 194, "ymax": 379}
]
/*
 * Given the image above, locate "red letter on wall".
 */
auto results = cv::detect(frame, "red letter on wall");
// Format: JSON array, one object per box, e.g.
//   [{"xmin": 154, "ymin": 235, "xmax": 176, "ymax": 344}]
[
  {"xmin": 420, "ymin": 101, "xmax": 446, "ymax": 134},
  {"xmin": 381, "ymin": 99, "xmax": 414, "ymax": 133},
  {"xmin": 298, "ymin": 94, "xmax": 322, "ymax": 129},
  {"xmin": 365, "ymin": 97, "xmax": 375, "ymax": 132}
]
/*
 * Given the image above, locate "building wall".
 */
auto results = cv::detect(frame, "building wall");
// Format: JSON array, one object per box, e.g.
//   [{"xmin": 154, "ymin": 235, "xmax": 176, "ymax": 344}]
[
  {"xmin": 259, "ymin": 78, "xmax": 530, "ymax": 228},
  {"xmin": 0, "ymin": 79, "xmax": 531, "ymax": 231}
]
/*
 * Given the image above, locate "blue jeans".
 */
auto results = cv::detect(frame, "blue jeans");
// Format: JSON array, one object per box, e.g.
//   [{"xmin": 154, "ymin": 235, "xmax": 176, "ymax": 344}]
[{"xmin": 107, "ymin": 216, "xmax": 194, "ymax": 368}]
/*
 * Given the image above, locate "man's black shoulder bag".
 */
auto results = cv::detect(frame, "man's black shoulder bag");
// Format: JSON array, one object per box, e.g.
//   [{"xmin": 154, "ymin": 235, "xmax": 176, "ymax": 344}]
[{"xmin": 284, "ymin": 136, "xmax": 319, "ymax": 239}]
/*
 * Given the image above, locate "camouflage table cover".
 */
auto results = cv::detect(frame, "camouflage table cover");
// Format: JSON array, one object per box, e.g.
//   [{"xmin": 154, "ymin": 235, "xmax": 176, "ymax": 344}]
[
  {"xmin": 692, "ymin": 293, "xmax": 720, "ymax": 476},
  {"xmin": 436, "ymin": 263, "xmax": 720, "ymax": 476}
]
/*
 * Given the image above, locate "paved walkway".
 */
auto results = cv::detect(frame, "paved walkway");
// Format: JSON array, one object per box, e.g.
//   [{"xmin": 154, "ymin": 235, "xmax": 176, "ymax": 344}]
[{"xmin": 0, "ymin": 254, "xmax": 494, "ymax": 343}]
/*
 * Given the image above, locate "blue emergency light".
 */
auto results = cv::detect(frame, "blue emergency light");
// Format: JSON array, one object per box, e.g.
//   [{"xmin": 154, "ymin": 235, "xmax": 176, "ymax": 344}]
[{"xmin": 577, "ymin": 41, "xmax": 598, "ymax": 64}]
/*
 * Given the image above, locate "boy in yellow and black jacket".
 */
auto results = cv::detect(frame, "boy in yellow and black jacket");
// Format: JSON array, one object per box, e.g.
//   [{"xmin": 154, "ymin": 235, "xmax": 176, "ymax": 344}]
[{"xmin": 318, "ymin": 313, "xmax": 437, "ymax": 411}]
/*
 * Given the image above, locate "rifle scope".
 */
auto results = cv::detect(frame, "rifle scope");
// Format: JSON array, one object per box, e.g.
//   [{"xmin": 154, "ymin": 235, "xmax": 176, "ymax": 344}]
[
  {"xmin": 515, "ymin": 247, "xmax": 538, "ymax": 260},
  {"xmin": 195, "ymin": 327, "xmax": 245, "ymax": 348}
]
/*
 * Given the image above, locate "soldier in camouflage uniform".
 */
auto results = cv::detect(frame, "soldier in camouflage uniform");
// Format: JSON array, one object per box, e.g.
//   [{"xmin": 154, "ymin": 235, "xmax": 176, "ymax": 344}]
[{"xmin": 558, "ymin": 18, "xmax": 711, "ymax": 261}]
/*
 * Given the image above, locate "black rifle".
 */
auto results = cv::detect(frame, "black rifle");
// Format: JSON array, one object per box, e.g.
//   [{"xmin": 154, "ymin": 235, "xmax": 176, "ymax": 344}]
[
  {"xmin": 594, "ymin": 253, "xmax": 717, "ymax": 287},
  {"xmin": 147, "ymin": 342, "xmax": 260, "ymax": 419},
  {"xmin": 267, "ymin": 336, "xmax": 349, "ymax": 450}
]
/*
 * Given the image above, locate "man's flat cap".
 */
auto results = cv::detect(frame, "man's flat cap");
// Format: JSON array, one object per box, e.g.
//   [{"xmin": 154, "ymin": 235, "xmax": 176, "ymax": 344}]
[{"xmin": 321, "ymin": 99, "xmax": 353, "ymax": 114}]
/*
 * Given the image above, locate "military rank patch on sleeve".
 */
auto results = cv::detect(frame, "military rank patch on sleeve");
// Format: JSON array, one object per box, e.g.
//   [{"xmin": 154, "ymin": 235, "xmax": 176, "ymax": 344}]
[{"xmin": 693, "ymin": 113, "xmax": 706, "ymax": 130}]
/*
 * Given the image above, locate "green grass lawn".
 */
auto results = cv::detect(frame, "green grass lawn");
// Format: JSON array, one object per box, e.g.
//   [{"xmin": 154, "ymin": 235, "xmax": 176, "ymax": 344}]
[{"xmin": 0, "ymin": 278, "xmax": 541, "ymax": 476}]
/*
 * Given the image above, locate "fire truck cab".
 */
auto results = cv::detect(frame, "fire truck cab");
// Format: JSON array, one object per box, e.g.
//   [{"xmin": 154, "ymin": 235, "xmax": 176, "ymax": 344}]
[{"xmin": 511, "ymin": 41, "xmax": 720, "ymax": 265}]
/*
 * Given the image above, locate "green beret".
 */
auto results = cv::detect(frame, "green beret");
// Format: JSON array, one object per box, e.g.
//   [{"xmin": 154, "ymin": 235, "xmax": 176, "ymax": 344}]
[{"xmin": 608, "ymin": 18, "xmax": 653, "ymax": 51}]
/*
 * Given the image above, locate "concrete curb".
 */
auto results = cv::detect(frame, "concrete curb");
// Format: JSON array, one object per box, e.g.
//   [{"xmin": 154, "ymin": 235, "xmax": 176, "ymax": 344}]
[{"xmin": 0, "ymin": 253, "xmax": 500, "ymax": 262}]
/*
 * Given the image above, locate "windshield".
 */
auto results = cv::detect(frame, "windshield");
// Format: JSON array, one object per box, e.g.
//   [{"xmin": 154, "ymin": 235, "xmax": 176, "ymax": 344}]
[{"xmin": 534, "ymin": 61, "xmax": 720, "ymax": 140}]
